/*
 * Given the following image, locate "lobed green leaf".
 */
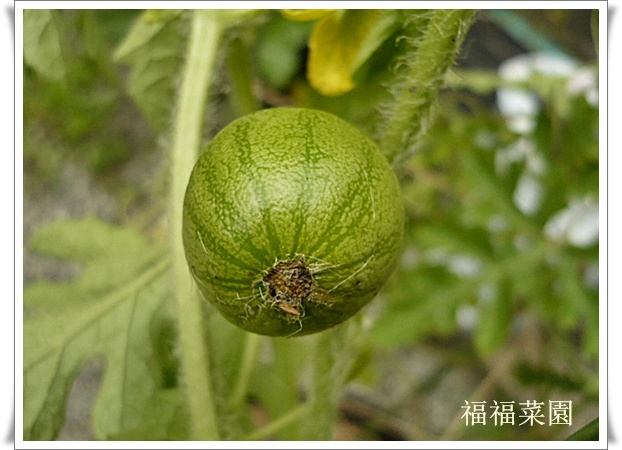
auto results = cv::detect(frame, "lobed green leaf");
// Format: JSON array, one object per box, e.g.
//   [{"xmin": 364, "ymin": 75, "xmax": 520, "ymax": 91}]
[
  {"xmin": 23, "ymin": 218, "xmax": 171, "ymax": 440},
  {"xmin": 114, "ymin": 10, "xmax": 188, "ymax": 131},
  {"xmin": 23, "ymin": 10, "xmax": 67, "ymax": 81},
  {"xmin": 108, "ymin": 389, "xmax": 190, "ymax": 440}
]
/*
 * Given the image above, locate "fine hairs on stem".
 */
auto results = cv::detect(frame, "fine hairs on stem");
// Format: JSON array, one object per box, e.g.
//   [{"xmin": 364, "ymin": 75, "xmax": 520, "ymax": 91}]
[
  {"xmin": 170, "ymin": 10, "xmax": 225, "ymax": 441},
  {"xmin": 377, "ymin": 10, "xmax": 477, "ymax": 169}
]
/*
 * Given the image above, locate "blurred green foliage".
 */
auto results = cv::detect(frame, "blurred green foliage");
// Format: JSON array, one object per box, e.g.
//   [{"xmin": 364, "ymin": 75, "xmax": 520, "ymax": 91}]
[
  {"xmin": 374, "ymin": 72, "xmax": 599, "ymax": 356},
  {"xmin": 23, "ymin": 10, "xmax": 146, "ymax": 184},
  {"xmin": 23, "ymin": 8, "xmax": 599, "ymax": 441}
]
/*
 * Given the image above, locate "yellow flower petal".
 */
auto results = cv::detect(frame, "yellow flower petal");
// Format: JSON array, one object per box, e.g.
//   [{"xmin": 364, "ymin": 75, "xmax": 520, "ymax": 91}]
[
  {"xmin": 308, "ymin": 10, "xmax": 388, "ymax": 97},
  {"xmin": 281, "ymin": 9, "xmax": 335, "ymax": 21}
]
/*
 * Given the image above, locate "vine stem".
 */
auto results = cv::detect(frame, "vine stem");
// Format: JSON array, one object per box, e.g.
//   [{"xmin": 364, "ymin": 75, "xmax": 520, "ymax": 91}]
[
  {"xmin": 231, "ymin": 332, "xmax": 262, "ymax": 410},
  {"xmin": 170, "ymin": 10, "xmax": 224, "ymax": 440},
  {"xmin": 379, "ymin": 9, "xmax": 476, "ymax": 167},
  {"xmin": 301, "ymin": 317, "xmax": 365, "ymax": 440},
  {"xmin": 243, "ymin": 403, "xmax": 312, "ymax": 441},
  {"xmin": 303, "ymin": 331, "xmax": 340, "ymax": 440}
]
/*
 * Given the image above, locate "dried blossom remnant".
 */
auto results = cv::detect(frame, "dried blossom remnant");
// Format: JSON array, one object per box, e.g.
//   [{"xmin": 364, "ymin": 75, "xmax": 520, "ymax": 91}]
[
  {"xmin": 183, "ymin": 107, "xmax": 405, "ymax": 337},
  {"xmin": 263, "ymin": 256, "xmax": 314, "ymax": 316}
]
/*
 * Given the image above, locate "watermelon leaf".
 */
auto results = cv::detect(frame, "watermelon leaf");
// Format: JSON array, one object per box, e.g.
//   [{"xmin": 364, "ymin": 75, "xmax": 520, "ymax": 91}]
[
  {"xmin": 23, "ymin": 9, "xmax": 68, "ymax": 81},
  {"xmin": 114, "ymin": 10, "xmax": 188, "ymax": 131},
  {"xmin": 23, "ymin": 218, "xmax": 172, "ymax": 440},
  {"xmin": 107, "ymin": 389, "xmax": 190, "ymax": 440}
]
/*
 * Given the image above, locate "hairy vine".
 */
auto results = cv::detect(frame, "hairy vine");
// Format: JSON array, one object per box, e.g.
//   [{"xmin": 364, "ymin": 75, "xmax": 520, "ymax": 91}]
[{"xmin": 378, "ymin": 9, "xmax": 477, "ymax": 168}]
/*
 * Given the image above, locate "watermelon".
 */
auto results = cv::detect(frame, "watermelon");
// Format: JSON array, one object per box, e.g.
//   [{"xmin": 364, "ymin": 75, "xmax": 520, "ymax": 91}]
[{"xmin": 182, "ymin": 107, "xmax": 404, "ymax": 337}]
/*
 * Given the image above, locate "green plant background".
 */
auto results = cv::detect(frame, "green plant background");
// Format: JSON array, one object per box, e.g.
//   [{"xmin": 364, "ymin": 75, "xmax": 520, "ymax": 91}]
[{"xmin": 23, "ymin": 9, "xmax": 599, "ymax": 441}]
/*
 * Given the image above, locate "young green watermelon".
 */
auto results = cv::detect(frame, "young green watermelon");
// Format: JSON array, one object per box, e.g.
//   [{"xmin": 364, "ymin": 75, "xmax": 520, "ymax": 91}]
[{"xmin": 182, "ymin": 107, "xmax": 404, "ymax": 337}]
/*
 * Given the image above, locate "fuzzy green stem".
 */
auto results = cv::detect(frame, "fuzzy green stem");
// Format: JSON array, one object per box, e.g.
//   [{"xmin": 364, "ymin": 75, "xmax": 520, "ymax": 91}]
[
  {"xmin": 170, "ymin": 10, "xmax": 224, "ymax": 441},
  {"xmin": 302, "ymin": 331, "xmax": 340, "ymax": 440},
  {"xmin": 226, "ymin": 36, "xmax": 261, "ymax": 117},
  {"xmin": 300, "ymin": 318, "xmax": 364, "ymax": 440},
  {"xmin": 380, "ymin": 9, "xmax": 477, "ymax": 167},
  {"xmin": 231, "ymin": 332, "xmax": 262, "ymax": 410}
]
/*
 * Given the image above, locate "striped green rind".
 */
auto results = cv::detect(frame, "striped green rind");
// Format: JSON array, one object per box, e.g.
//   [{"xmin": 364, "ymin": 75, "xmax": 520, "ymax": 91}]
[{"xmin": 183, "ymin": 107, "xmax": 404, "ymax": 336}]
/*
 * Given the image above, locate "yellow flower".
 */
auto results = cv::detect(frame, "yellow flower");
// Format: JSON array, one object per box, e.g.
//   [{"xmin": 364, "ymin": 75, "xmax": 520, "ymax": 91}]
[{"xmin": 282, "ymin": 9, "xmax": 398, "ymax": 97}]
